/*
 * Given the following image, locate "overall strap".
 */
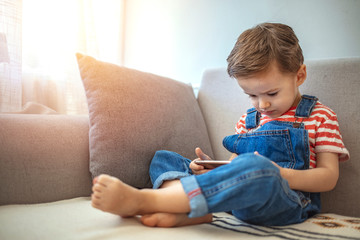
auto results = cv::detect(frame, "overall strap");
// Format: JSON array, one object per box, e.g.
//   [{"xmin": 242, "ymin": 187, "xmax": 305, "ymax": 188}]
[
  {"xmin": 295, "ymin": 95, "xmax": 318, "ymax": 118},
  {"xmin": 245, "ymin": 108, "xmax": 261, "ymax": 129},
  {"xmin": 244, "ymin": 95, "xmax": 318, "ymax": 129}
]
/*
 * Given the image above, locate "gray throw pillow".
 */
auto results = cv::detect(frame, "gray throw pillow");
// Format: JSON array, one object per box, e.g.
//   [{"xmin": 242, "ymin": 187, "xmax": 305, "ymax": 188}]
[{"xmin": 76, "ymin": 53, "xmax": 213, "ymax": 188}]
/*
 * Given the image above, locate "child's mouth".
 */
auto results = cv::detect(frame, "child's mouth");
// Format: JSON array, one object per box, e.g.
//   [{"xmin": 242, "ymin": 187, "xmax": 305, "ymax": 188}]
[{"xmin": 261, "ymin": 110, "xmax": 275, "ymax": 116}]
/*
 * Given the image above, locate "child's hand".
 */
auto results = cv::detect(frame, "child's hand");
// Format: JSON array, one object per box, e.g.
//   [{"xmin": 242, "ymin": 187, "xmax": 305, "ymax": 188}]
[
  {"xmin": 190, "ymin": 147, "xmax": 212, "ymax": 175},
  {"xmin": 195, "ymin": 147, "xmax": 212, "ymax": 161}
]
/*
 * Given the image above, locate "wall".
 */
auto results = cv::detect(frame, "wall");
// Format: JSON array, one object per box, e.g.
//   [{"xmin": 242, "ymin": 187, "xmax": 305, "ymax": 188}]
[{"xmin": 123, "ymin": 0, "xmax": 360, "ymax": 86}]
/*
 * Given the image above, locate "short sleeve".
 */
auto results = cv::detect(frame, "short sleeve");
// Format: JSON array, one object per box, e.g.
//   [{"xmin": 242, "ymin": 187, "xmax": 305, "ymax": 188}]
[{"xmin": 314, "ymin": 113, "xmax": 350, "ymax": 161}]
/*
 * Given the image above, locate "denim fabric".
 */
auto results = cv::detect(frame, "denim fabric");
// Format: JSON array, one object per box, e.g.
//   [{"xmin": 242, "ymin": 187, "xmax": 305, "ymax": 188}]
[
  {"xmin": 245, "ymin": 108, "xmax": 261, "ymax": 129},
  {"xmin": 295, "ymin": 95, "xmax": 318, "ymax": 118},
  {"xmin": 194, "ymin": 154, "xmax": 320, "ymax": 225},
  {"xmin": 149, "ymin": 95, "xmax": 321, "ymax": 226},
  {"xmin": 149, "ymin": 150, "xmax": 192, "ymax": 189},
  {"xmin": 223, "ymin": 120, "xmax": 310, "ymax": 170}
]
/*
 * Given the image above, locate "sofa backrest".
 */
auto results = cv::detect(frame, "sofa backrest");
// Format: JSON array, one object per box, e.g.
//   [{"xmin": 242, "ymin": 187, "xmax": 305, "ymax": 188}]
[
  {"xmin": 197, "ymin": 58, "xmax": 360, "ymax": 217},
  {"xmin": 0, "ymin": 114, "xmax": 93, "ymax": 205}
]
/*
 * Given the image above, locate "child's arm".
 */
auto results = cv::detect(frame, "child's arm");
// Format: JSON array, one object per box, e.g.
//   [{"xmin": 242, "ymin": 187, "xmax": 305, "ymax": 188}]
[{"xmin": 276, "ymin": 152, "xmax": 339, "ymax": 192}]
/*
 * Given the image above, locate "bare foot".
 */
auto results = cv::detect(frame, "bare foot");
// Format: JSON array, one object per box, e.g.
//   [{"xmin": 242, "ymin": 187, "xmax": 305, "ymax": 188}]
[
  {"xmin": 91, "ymin": 174, "xmax": 192, "ymax": 218},
  {"xmin": 140, "ymin": 213, "xmax": 212, "ymax": 228},
  {"xmin": 91, "ymin": 174, "xmax": 143, "ymax": 217}
]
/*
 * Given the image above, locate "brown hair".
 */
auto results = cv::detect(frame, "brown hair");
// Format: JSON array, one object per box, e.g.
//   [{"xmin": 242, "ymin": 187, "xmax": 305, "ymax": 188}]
[{"xmin": 227, "ymin": 23, "xmax": 304, "ymax": 78}]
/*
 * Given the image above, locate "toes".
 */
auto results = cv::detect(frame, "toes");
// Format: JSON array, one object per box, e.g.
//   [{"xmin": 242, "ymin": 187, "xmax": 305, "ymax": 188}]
[
  {"xmin": 91, "ymin": 194, "xmax": 101, "ymax": 208},
  {"xmin": 140, "ymin": 213, "xmax": 176, "ymax": 228},
  {"xmin": 141, "ymin": 215, "xmax": 157, "ymax": 227},
  {"xmin": 92, "ymin": 176, "xmax": 99, "ymax": 185},
  {"xmin": 91, "ymin": 201, "xmax": 101, "ymax": 210},
  {"xmin": 92, "ymin": 182, "xmax": 104, "ymax": 193},
  {"xmin": 96, "ymin": 174, "xmax": 119, "ymax": 186},
  {"xmin": 92, "ymin": 174, "xmax": 117, "ymax": 192}
]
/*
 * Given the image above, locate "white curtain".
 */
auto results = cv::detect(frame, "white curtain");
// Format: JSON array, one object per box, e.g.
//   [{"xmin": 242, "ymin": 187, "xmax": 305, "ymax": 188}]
[
  {"xmin": 0, "ymin": 0, "xmax": 22, "ymax": 112},
  {"xmin": 1, "ymin": 0, "xmax": 124, "ymax": 114}
]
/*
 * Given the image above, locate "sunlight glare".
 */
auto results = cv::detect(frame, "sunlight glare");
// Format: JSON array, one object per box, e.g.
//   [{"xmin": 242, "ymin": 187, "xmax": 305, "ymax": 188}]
[{"xmin": 22, "ymin": 0, "xmax": 123, "ymax": 80}]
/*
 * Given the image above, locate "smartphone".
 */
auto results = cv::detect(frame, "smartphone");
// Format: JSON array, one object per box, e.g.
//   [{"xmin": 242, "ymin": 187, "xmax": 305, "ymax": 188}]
[{"xmin": 193, "ymin": 160, "xmax": 231, "ymax": 169}]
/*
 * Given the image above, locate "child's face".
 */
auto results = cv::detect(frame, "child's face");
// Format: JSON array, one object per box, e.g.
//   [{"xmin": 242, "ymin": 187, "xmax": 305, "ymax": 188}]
[{"xmin": 236, "ymin": 62, "xmax": 306, "ymax": 119}]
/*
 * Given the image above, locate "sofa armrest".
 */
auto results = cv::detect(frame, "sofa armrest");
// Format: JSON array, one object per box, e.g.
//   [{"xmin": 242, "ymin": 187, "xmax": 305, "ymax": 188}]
[{"xmin": 0, "ymin": 114, "xmax": 92, "ymax": 205}]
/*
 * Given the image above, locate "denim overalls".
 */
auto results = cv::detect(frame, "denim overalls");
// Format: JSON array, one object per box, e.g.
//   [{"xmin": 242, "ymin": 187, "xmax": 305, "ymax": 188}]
[{"xmin": 149, "ymin": 95, "xmax": 321, "ymax": 226}]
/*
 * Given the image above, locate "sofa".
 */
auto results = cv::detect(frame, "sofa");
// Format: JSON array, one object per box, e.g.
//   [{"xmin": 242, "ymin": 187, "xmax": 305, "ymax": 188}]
[{"xmin": 0, "ymin": 57, "xmax": 359, "ymax": 240}]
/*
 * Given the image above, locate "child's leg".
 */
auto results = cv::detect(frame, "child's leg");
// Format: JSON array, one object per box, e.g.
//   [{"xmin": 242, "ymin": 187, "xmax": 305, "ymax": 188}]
[
  {"xmin": 138, "ymin": 150, "xmax": 213, "ymax": 227},
  {"xmin": 92, "ymin": 150, "xmax": 193, "ymax": 217},
  {"xmin": 181, "ymin": 153, "xmax": 314, "ymax": 226},
  {"xmin": 92, "ymin": 149, "xmax": 214, "ymax": 227},
  {"xmin": 92, "ymin": 175, "xmax": 212, "ymax": 227},
  {"xmin": 139, "ymin": 179, "xmax": 212, "ymax": 227},
  {"xmin": 92, "ymin": 151, "xmax": 308, "ymax": 226},
  {"xmin": 91, "ymin": 175, "xmax": 190, "ymax": 217}
]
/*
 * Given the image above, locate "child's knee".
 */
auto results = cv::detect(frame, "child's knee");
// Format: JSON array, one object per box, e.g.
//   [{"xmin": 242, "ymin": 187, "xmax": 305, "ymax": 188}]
[
  {"xmin": 151, "ymin": 150, "xmax": 188, "ymax": 167},
  {"xmin": 231, "ymin": 153, "xmax": 278, "ymax": 172},
  {"xmin": 150, "ymin": 150, "xmax": 175, "ymax": 171},
  {"xmin": 153, "ymin": 150, "xmax": 175, "ymax": 159},
  {"xmin": 149, "ymin": 150, "xmax": 193, "ymax": 189},
  {"xmin": 150, "ymin": 150, "xmax": 191, "ymax": 178}
]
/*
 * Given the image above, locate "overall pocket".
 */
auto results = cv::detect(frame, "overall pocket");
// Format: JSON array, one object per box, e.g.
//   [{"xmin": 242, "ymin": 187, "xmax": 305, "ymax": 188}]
[{"xmin": 233, "ymin": 129, "xmax": 297, "ymax": 169}]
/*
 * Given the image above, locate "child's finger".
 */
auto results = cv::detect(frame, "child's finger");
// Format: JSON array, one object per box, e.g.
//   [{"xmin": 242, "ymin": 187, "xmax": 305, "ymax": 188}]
[
  {"xmin": 190, "ymin": 159, "xmax": 205, "ymax": 170},
  {"xmin": 195, "ymin": 147, "xmax": 211, "ymax": 160},
  {"xmin": 195, "ymin": 169, "xmax": 211, "ymax": 175}
]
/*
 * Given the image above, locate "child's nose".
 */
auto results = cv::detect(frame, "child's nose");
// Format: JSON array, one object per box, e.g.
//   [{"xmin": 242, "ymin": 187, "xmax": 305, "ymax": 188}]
[{"xmin": 259, "ymin": 99, "xmax": 270, "ymax": 110}]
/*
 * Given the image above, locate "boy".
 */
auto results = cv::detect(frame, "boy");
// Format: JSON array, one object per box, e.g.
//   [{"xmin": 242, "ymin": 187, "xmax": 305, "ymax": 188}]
[{"xmin": 91, "ymin": 23, "xmax": 349, "ymax": 227}]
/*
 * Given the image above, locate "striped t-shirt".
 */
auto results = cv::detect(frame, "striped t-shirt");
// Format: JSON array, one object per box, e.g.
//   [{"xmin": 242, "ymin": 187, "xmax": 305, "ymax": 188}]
[{"xmin": 235, "ymin": 102, "xmax": 350, "ymax": 168}]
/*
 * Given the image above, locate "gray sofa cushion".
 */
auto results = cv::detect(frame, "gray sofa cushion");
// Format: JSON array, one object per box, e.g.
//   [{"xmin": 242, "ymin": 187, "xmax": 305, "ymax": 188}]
[
  {"xmin": 0, "ymin": 114, "xmax": 92, "ymax": 205},
  {"xmin": 76, "ymin": 53, "xmax": 213, "ymax": 188}
]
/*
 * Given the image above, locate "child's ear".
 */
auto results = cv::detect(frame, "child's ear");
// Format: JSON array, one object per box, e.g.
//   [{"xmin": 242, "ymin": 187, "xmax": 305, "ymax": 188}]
[{"xmin": 296, "ymin": 64, "xmax": 307, "ymax": 86}]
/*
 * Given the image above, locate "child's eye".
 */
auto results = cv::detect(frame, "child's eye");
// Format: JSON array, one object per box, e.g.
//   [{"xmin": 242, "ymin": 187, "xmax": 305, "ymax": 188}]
[{"xmin": 268, "ymin": 92, "xmax": 278, "ymax": 97}]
